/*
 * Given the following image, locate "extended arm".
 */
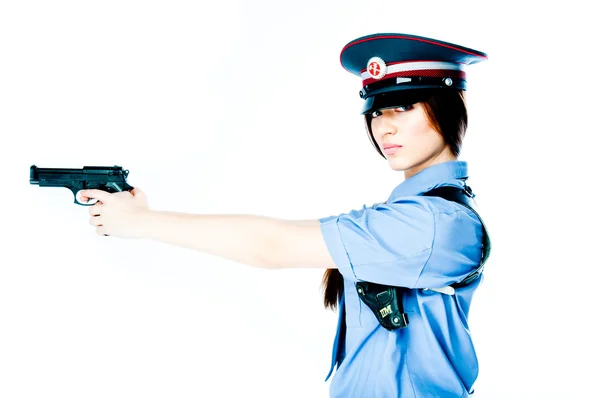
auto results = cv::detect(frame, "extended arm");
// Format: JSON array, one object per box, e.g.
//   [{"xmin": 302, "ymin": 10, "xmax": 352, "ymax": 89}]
[{"xmin": 139, "ymin": 211, "xmax": 337, "ymax": 270}]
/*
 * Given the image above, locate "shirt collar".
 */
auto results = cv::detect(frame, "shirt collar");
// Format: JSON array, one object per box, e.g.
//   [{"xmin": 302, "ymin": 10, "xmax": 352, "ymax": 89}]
[{"xmin": 388, "ymin": 160, "xmax": 469, "ymax": 199}]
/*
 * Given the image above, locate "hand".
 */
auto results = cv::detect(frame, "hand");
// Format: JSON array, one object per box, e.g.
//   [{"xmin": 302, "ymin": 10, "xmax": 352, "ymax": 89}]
[{"xmin": 79, "ymin": 187, "xmax": 151, "ymax": 239}]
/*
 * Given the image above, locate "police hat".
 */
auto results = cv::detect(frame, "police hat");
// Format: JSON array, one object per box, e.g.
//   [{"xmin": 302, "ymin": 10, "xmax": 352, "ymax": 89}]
[
  {"xmin": 340, "ymin": 33, "xmax": 487, "ymax": 115},
  {"xmin": 340, "ymin": 33, "xmax": 487, "ymax": 157}
]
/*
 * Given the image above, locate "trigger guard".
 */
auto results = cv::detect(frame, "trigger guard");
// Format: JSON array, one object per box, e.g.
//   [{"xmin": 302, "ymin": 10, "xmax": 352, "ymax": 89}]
[{"xmin": 75, "ymin": 190, "xmax": 99, "ymax": 206}]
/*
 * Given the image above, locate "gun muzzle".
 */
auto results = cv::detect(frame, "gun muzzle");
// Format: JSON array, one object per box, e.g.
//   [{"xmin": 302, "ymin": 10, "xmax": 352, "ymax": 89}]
[{"xmin": 30, "ymin": 165, "xmax": 40, "ymax": 184}]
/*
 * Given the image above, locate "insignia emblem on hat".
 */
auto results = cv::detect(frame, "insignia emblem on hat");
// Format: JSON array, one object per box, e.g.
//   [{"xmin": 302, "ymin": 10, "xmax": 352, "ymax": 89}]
[{"xmin": 366, "ymin": 57, "xmax": 387, "ymax": 80}]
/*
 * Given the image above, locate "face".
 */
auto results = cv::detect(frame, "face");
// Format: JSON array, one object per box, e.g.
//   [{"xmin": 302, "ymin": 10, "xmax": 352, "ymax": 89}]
[{"xmin": 369, "ymin": 102, "xmax": 454, "ymax": 178}]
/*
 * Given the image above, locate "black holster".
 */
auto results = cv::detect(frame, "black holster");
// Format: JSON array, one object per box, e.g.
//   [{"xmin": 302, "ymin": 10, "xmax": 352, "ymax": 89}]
[{"xmin": 355, "ymin": 281, "xmax": 409, "ymax": 331}]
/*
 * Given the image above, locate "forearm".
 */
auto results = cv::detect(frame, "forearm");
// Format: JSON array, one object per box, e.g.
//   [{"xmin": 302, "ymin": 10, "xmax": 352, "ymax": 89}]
[{"xmin": 139, "ymin": 210, "xmax": 287, "ymax": 268}]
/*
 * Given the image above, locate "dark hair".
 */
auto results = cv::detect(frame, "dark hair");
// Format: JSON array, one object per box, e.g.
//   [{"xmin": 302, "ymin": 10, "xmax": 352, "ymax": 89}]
[{"xmin": 320, "ymin": 89, "xmax": 468, "ymax": 311}]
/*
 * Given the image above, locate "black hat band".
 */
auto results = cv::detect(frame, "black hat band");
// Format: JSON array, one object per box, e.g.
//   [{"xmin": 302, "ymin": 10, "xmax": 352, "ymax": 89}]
[{"xmin": 359, "ymin": 73, "xmax": 466, "ymax": 99}]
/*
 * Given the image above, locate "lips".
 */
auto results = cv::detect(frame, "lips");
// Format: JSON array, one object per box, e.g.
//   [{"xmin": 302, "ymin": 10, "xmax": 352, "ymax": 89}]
[{"xmin": 382, "ymin": 143, "xmax": 402, "ymax": 156}]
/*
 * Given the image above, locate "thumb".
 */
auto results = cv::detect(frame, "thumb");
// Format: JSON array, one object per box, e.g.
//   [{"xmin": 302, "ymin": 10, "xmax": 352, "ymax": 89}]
[{"xmin": 131, "ymin": 187, "xmax": 145, "ymax": 197}]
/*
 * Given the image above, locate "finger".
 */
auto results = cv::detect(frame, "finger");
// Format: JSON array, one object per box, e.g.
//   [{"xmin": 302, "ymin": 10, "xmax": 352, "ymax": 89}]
[
  {"xmin": 113, "ymin": 191, "xmax": 134, "ymax": 198},
  {"xmin": 78, "ymin": 194, "xmax": 97, "ymax": 204},
  {"xmin": 79, "ymin": 189, "xmax": 112, "ymax": 203},
  {"xmin": 88, "ymin": 203, "xmax": 103, "ymax": 216}
]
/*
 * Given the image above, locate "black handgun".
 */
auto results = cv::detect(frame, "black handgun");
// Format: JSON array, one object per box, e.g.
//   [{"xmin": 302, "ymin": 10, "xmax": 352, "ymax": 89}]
[{"xmin": 30, "ymin": 165, "xmax": 135, "ymax": 206}]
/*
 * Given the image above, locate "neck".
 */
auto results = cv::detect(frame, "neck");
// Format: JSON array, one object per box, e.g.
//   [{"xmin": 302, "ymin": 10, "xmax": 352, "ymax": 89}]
[{"xmin": 403, "ymin": 148, "xmax": 457, "ymax": 180}]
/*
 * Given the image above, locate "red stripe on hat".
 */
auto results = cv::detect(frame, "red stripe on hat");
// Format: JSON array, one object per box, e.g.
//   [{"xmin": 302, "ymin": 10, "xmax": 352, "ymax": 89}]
[
  {"xmin": 340, "ymin": 35, "xmax": 487, "ymax": 72},
  {"xmin": 362, "ymin": 69, "xmax": 466, "ymax": 87}
]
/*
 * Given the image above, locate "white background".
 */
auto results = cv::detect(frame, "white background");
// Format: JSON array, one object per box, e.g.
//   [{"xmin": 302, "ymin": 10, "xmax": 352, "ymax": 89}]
[{"xmin": 1, "ymin": 1, "xmax": 598, "ymax": 397}]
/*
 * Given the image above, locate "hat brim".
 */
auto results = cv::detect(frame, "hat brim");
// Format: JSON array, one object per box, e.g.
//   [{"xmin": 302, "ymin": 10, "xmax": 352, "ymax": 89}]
[{"xmin": 361, "ymin": 88, "xmax": 440, "ymax": 115}]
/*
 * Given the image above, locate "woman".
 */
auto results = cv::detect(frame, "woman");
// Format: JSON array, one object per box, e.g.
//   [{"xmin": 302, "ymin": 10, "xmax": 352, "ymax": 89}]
[{"xmin": 80, "ymin": 33, "xmax": 490, "ymax": 397}]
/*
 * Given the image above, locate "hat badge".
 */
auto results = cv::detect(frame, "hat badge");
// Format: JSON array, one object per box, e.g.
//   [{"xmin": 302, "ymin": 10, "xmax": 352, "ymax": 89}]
[{"xmin": 366, "ymin": 57, "xmax": 387, "ymax": 80}]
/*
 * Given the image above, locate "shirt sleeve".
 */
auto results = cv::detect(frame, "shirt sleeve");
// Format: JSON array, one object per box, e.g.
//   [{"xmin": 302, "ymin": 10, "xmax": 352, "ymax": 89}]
[
  {"xmin": 318, "ymin": 197, "xmax": 434, "ymax": 288},
  {"xmin": 318, "ymin": 197, "xmax": 483, "ymax": 289}
]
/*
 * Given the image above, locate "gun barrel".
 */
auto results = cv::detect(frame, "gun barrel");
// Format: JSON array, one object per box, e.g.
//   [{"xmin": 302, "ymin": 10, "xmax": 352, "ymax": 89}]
[{"xmin": 30, "ymin": 165, "xmax": 81, "ymax": 184}]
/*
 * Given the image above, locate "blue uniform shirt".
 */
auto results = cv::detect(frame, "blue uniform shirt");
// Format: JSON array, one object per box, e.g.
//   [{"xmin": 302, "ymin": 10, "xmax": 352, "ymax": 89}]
[{"xmin": 319, "ymin": 160, "xmax": 485, "ymax": 397}]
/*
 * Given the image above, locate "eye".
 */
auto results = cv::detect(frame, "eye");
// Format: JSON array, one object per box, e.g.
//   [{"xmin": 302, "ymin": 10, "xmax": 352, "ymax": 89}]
[
  {"xmin": 394, "ymin": 105, "xmax": 413, "ymax": 112},
  {"xmin": 371, "ymin": 110, "xmax": 382, "ymax": 118}
]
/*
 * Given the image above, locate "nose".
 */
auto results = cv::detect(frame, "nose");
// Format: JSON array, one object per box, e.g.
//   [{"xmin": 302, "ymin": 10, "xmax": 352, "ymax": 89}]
[{"xmin": 372, "ymin": 111, "xmax": 397, "ymax": 141}]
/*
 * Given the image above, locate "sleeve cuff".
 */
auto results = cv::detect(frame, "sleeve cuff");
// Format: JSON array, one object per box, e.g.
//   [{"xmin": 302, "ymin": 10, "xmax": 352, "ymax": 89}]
[{"xmin": 319, "ymin": 217, "xmax": 357, "ymax": 280}]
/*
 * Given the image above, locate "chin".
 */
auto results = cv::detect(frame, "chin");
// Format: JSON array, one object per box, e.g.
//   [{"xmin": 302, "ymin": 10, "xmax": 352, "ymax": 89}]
[{"xmin": 387, "ymin": 157, "xmax": 415, "ymax": 171}]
